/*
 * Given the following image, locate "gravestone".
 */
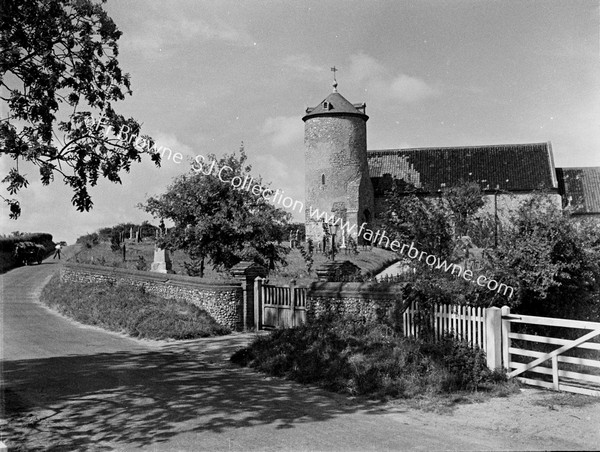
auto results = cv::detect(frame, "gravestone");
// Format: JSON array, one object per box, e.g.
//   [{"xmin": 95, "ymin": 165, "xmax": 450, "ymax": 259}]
[
  {"xmin": 150, "ymin": 247, "xmax": 173, "ymax": 274},
  {"xmin": 316, "ymin": 260, "xmax": 362, "ymax": 282}
]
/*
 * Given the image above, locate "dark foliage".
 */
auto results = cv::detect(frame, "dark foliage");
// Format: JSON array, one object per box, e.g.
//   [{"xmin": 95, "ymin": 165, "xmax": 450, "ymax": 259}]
[{"xmin": 232, "ymin": 318, "xmax": 498, "ymax": 398}]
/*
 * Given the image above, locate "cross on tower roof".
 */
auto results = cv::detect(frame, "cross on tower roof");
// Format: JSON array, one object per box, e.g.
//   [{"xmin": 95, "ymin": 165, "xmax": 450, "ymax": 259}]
[{"xmin": 331, "ymin": 66, "xmax": 338, "ymax": 92}]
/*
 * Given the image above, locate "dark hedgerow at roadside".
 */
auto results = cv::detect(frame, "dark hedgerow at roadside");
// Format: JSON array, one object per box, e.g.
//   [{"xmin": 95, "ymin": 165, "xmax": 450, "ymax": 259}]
[
  {"xmin": 41, "ymin": 275, "xmax": 230, "ymax": 340},
  {"xmin": 232, "ymin": 318, "xmax": 509, "ymax": 398}
]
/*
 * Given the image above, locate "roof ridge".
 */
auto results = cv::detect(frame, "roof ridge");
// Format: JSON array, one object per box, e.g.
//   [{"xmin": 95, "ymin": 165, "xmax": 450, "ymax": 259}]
[{"xmin": 367, "ymin": 142, "xmax": 549, "ymax": 153}]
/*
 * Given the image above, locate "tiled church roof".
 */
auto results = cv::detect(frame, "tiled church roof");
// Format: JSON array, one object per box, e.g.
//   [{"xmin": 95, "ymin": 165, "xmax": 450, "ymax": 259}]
[
  {"xmin": 367, "ymin": 142, "xmax": 557, "ymax": 193},
  {"xmin": 556, "ymin": 167, "xmax": 600, "ymax": 214}
]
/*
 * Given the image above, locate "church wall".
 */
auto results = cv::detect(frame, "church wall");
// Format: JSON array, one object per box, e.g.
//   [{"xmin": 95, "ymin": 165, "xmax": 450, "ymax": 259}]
[
  {"xmin": 478, "ymin": 192, "xmax": 562, "ymax": 226},
  {"xmin": 372, "ymin": 191, "xmax": 562, "ymax": 229}
]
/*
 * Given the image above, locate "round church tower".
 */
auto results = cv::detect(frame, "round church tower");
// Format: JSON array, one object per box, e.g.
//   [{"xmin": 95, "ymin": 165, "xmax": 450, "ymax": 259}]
[{"xmin": 303, "ymin": 81, "xmax": 374, "ymax": 245}]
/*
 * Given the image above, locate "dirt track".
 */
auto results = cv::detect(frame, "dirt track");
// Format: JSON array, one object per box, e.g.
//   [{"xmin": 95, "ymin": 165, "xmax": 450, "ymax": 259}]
[{"xmin": 1, "ymin": 250, "xmax": 599, "ymax": 451}]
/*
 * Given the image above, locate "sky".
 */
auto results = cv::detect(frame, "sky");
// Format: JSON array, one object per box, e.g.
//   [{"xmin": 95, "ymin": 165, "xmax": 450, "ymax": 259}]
[{"xmin": 2, "ymin": 0, "xmax": 599, "ymax": 244}]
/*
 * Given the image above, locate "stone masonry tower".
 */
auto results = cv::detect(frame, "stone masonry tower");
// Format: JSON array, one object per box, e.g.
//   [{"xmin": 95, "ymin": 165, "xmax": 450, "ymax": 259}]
[{"xmin": 303, "ymin": 77, "xmax": 374, "ymax": 246}]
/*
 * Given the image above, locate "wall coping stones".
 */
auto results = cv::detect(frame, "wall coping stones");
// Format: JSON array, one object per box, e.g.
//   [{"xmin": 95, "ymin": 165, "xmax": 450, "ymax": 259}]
[
  {"xmin": 63, "ymin": 262, "xmax": 241, "ymax": 290},
  {"xmin": 308, "ymin": 281, "xmax": 410, "ymax": 300}
]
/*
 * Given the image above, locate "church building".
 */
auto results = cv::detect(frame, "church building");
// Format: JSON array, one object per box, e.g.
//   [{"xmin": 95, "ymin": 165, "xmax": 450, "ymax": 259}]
[{"xmin": 303, "ymin": 80, "xmax": 600, "ymax": 244}]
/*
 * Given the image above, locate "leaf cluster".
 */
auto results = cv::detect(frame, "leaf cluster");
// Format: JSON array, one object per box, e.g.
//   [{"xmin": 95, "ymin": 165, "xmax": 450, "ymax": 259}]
[{"xmin": 1, "ymin": 0, "xmax": 160, "ymax": 217}]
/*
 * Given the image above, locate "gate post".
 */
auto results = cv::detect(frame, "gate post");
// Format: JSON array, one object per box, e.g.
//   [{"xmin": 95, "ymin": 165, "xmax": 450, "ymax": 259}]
[
  {"xmin": 501, "ymin": 306, "xmax": 511, "ymax": 371},
  {"xmin": 254, "ymin": 277, "xmax": 263, "ymax": 330},
  {"xmin": 289, "ymin": 279, "xmax": 296, "ymax": 328},
  {"xmin": 231, "ymin": 261, "xmax": 267, "ymax": 331},
  {"xmin": 485, "ymin": 307, "xmax": 502, "ymax": 371}
]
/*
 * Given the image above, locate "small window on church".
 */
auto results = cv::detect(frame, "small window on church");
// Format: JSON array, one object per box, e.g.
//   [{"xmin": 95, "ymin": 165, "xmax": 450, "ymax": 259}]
[
  {"xmin": 323, "ymin": 101, "xmax": 330, "ymax": 110},
  {"xmin": 321, "ymin": 174, "xmax": 326, "ymax": 185}
]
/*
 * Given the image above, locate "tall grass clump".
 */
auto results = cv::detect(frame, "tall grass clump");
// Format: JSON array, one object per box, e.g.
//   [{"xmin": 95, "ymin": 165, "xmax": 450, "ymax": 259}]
[
  {"xmin": 41, "ymin": 275, "xmax": 230, "ymax": 339},
  {"xmin": 232, "ymin": 318, "xmax": 504, "ymax": 398}
]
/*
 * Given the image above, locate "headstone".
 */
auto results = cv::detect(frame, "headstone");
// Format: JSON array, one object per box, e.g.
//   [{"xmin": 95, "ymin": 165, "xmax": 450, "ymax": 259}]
[
  {"xmin": 150, "ymin": 247, "xmax": 173, "ymax": 273},
  {"xmin": 316, "ymin": 260, "xmax": 362, "ymax": 282},
  {"xmin": 129, "ymin": 227, "xmax": 133, "ymax": 240}
]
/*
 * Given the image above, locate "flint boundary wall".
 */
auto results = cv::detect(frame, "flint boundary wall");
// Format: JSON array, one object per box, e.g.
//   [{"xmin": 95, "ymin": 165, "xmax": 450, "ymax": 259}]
[
  {"xmin": 306, "ymin": 282, "xmax": 410, "ymax": 331},
  {"xmin": 61, "ymin": 263, "xmax": 244, "ymax": 330}
]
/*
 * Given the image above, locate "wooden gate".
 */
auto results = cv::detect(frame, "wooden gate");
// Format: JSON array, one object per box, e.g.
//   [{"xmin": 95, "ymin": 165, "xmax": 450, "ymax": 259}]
[
  {"xmin": 254, "ymin": 278, "xmax": 307, "ymax": 329},
  {"xmin": 502, "ymin": 308, "xmax": 600, "ymax": 397}
]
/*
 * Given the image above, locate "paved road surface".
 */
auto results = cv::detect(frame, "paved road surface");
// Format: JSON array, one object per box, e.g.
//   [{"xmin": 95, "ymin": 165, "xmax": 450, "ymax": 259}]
[{"xmin": 1, "ymin": 250, "xmax": 597, "ymax": 451}]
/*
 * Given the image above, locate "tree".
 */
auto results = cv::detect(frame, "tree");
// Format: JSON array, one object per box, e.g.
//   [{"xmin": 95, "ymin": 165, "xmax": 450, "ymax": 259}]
[
  {"xmin": 0, "ymin": 0, "xmax": 160, "ymax": 219},
  {"xmin": 142, "ymin": 147, "xmax": 290, "ymax": 277},
  {"xmin": 486, "ymin": 192, "xmax": 600, "ymax": 317},
  {"xmin": 443, "ymin": 181, "xmax": 485, "ymax": 237},
  {"xmin": 379, "ymin": 185, "xmax": 454, "ymax": 260}
]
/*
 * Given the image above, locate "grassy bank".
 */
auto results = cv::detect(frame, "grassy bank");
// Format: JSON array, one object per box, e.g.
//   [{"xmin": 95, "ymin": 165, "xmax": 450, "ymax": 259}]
[
  {"xmin": 268, "ymin": 246, "xmax": 398, "ymax": 285},
  {"xmin": 232, "ymin": 319, "xmax": 516, "ymax": 401},
  {"xmin": 69, "ymin": 239, "xmax": 398, "ymax": 285},
  {"xmin": 41, "ymin": 275, "xmax": 230, "ymax": 340}
]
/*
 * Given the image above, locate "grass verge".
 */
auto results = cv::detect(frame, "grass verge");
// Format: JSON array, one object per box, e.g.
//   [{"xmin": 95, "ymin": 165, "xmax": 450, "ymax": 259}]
[
  {"xmin": 231, "ymin": 318, "xmax": 518, "ymax": 403},
  {"xmin": 41, "ymin": 275, "xmax": 230, "ymax": 340}
]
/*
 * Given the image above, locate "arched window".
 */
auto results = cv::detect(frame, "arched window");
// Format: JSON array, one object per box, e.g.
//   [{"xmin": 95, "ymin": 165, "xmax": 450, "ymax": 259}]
[{"xmin": 321, "ymin": 174, "xmax": 325, "ymax": 185}]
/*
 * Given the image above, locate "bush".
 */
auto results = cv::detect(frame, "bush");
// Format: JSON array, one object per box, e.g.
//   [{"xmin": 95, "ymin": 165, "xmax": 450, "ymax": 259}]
[
  {"xmin": 77, "ymin": 232, "xmax": 99, "ymax": 248},
  {"xmin": 136, "ymin": 255, "xmax": 148, "ymax": 271},
  {"xmin": 41, "ymin": 276, "xmax": 230, "ymax": 340},
  {"xmin": 231, "ymin": 318, "xmax": 498, "ymax": 398}
]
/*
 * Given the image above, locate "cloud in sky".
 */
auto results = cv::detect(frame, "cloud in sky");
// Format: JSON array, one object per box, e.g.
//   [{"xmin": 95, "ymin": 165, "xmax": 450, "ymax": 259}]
[
  {"xmin": 261, "ymin": 116, "xmax": 304, "ymax": 148},
  {"xmin": 283, "ymin": 54, "xmax": 323, "ymax": 76},
  {"xmin": 122, "ymin": 6, "xmax": 255, "ymax": 59},
  {"xmin": 347, "ymin": 53, "xmax": 440, "ymax": 104}
]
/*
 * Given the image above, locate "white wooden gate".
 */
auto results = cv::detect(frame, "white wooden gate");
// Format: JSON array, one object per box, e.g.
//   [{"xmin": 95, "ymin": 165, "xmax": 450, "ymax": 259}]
[{"xmin": 502, "ymin": 308, "xmax": 600, "ymax": 397}]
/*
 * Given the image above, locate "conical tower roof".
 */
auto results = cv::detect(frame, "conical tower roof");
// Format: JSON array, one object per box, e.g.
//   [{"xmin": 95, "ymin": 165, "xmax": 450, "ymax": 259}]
[{"xmin": 302, "ymin": 91, "xmax": 368, "ymax": 122}]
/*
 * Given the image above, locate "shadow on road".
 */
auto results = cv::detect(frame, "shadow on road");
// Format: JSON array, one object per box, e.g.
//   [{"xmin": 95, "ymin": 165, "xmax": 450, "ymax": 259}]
[{"xmin": 3, "ymin": 346, "xmax": 383, "ymax": 450}]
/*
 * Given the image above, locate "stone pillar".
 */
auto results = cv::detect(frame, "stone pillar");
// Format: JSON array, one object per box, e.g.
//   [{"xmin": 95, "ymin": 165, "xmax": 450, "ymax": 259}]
[
  {"xmin": 231, "ymin": 261, "xmax": 267, "ymax": 330},
  {"xmin": 150, "ymin": 247, "xmax": 173, "ymax": 274}
]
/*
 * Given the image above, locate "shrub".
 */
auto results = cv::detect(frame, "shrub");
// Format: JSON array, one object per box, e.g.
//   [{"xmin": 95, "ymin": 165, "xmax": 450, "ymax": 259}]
[
  {"xmin": 231, "ymin": 318, "xmax": 499, "ymax": 398},
  {"xmin": 77, "ymin": 232, "xmax": 100, "ymax": 248},
  {"xmin": 136, "ymin": 255, "xmax": 148, "ymax": 271}
]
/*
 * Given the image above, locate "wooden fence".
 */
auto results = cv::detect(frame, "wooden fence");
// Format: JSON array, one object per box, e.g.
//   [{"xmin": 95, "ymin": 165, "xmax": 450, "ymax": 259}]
[{"xmin": 403, "ymin": 301, "xmax": 488, "ymax": 349}]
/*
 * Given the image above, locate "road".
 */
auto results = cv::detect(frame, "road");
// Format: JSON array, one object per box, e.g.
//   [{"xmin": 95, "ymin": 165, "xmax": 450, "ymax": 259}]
[{"xmin": 1, "ymin": 249, "xmax": 598, "ymax": 451}]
